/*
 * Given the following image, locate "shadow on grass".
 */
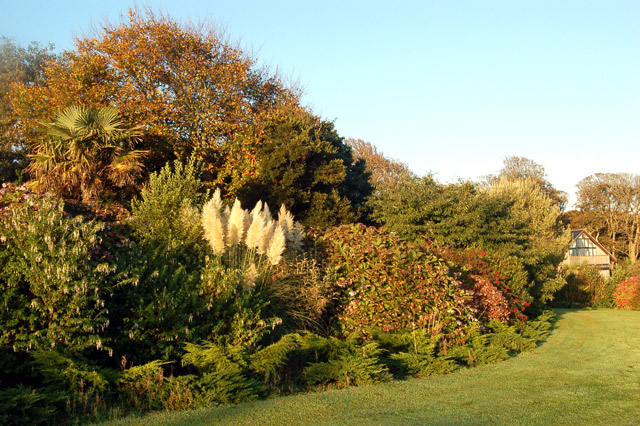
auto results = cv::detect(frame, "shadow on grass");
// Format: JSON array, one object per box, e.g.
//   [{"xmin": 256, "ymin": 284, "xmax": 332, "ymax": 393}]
[{"xmin": 527, "ymin": 307, "xmax": 577, "ymax": 349}]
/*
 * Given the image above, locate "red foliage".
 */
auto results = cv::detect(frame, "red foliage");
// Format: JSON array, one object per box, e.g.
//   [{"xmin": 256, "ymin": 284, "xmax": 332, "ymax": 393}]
[
  {"xmin": 431, "ymin": 246, "xmax": 532, "ymax": 322},
  {"xmin": 613, "ymin": 277, "xmax": 640, "ymax": 310}
]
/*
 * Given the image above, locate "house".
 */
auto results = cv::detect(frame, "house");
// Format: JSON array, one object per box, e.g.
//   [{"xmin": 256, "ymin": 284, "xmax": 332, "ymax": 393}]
[{"xmin": 563, "ymin": 229, "xmax": 615, "ymax": 277}]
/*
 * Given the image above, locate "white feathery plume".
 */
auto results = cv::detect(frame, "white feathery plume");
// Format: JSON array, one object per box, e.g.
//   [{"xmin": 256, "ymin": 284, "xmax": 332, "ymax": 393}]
[
  {"xmin": 277, "ymin": 204, "xmax": 304, "ymax": 252},
  {"xmin": 277, "ymin": 204, "xmax": 294, "ymax": 241},
  {"xmin": 245, "ymin": 208, "xmax": 265, "ymax": 250},
  {"xmin": 202, "ymin": 197, "xmax": 226, "ymax": 256},
  {"xmin": 267, "ymin": 225, "xmax": 286, "ymax": 265},
  {"xmin": 291, "ymin": 222, "xmax": 305, "ymax": 252},
  {"xmin": 244, "ymin": 210, "xmax": 253, "ymax": 239},
  {"xmin": 259, "ymin": 220, "xmax": 275, "ymax": 254},
  {"xmin": 250, "ymin": 200, "xmax": 263, "ymax": 221},
  {"xmin": 210, "ymin": 188, "xmax": 224, "ymax": 212},
  {"xmin": 227, "ymin": 198, "xmax": 246, "ymax": 247},
  {"xmin": 262, "ymin": 202, "xmax": 272, "ymax": 223}
]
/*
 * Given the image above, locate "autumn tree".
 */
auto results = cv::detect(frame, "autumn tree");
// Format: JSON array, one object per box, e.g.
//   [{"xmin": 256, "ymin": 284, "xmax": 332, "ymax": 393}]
[
  {"xmin": 9, "ymin": 10, "xmax": 372, "ymax": 224},
  {"xmin": 345, "ymin": 138, "xmax": 413, "ymax": 191},
  {"xmin": 576, "ymin": 173, "xmax": 640, "ymax": 262},
  {"xmin": 10, "ymin": 9, "xmax": 296, "ymax": 174},
  {"xmin": 0, "ymin": 37, "xmax": 55, "ymax": 182}
]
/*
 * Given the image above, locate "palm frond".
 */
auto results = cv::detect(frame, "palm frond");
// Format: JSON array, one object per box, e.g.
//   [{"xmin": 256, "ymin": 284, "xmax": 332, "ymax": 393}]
[
  {"xmin": 105, "ymin": 149, "xmax": 148, "ymax": 187},
  {"xmin": 31, "ymin": 106, "xmax": 147, "ymax": 200}
]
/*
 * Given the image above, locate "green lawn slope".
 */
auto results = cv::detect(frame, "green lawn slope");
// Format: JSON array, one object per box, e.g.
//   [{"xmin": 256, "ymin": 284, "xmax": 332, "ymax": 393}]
[{"xmin": 99, "ymin": 309, "xmax": 640, "ymax": 426}]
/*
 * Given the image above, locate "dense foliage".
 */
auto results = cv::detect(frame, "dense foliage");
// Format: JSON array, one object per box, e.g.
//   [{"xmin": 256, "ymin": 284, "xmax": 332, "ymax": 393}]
[
  {"xmin": 231, "ymin": 106, "xmax": 373, "ymax": 227},
  {"xmin": 434, "ymin": 247, "xmax": 532, "ymax": 321},
  {"xmin": 8, "ymin": 11, "xmax": 371, "ymax": 224},
  {"xmin": 369, "ymin": 175, "xmax": 568, "ymax": 305},
  {"xmin": 28, "ymin": 106, "xmax": 146, "ymax": 202},
  {"xmin": 0, "ymin": 11, "xmax": 592, "ymax": 425},
  {"xmin": 612, "ymin": 277, "xmax": 640, "ymax": 310},
  {"xmin": 0, "ymin": 178, "xmax": 557, "ymax": 424},
  {"xmin": 574, "ymin": 173, "xmax": 640, "ymax": 262},
  {"xmin": 0, "ymin": 37, "xmax": 55, "ymax": 183},
  {"xmin": 318, "ymin": 224, "xmax": 475, "ymax": 339},
  {"xmin": 0, "ymin": 196, "xmax": 113, "ymax": 354},
  {"xmin": 10, "ymin": 10, "xmax": 291, "ymax": 163},
  {"xmin": 318, "ymin": 225, "xmax": 535, "ymax": 339},
  {"xmin": 487, "ymin": 156, "xmax": 568, "ymax": 211},
  {"xmin": 345, "ymin": 138, "xmax": 413, "ymax": 192}
]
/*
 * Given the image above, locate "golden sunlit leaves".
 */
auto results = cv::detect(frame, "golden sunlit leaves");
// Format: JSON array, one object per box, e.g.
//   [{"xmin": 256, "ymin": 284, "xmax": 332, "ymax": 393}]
[{"xmin": 10, "ymin": 8, "xmax": 298, "ymax": 178}]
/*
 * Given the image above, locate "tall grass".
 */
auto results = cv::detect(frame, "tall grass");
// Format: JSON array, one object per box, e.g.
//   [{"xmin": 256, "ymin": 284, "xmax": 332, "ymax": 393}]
[{"xmin": 202, "ymin": 189, "xmax": 302, "ymax": 269}]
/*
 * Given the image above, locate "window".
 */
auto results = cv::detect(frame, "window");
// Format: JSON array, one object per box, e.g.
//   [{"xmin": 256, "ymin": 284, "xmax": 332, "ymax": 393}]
[{"xmin": 569, "ymin": 235, "xmax": 597, "ymax": 256}]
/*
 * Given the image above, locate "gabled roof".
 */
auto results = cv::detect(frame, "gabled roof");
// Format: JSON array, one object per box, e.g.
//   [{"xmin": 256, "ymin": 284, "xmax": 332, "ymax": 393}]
[{"xmin": 569, "ymin": 229, "xmax": 616, "ymax": 261}]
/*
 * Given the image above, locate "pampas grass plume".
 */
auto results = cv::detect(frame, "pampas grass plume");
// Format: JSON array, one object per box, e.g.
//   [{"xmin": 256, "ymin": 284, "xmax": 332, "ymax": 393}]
[
  {"xmin": 250, "ymin": 200, "xmax": 263, "ymax": 220},
  {"xmin": 227, "ymin": 198, "xmax": 246, "ymax": 247},
  {"xmin": 262, "ymin": 202, "xmax": 272, "ymax": 222},
  {"xmin": 277, "ymin": 204, "xmax": 294, "ymax": 239},
  {"xmin": 259, "ymin": 220, "xmax": 275, "ymax": 255},
  {"xmin": 277, "ymin": 204, "xmax": 304, "ymax": 252},
  {"xmin": 202, "ymin": 197, "xmax": 226, "ymax": 256},
  {"xmin": 267, "ymin": 225, "xmax": 286, "ymax": 265},
  {"xmin": 210, "ymin": 188, "xmax": 224, "ymax": 212},
  {"xmin": 245, "ymin": 207, "xmax": 265, "ymax": 250}
]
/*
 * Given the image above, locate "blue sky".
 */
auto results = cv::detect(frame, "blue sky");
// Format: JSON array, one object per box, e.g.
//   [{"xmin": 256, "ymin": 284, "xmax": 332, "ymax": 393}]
[{"xmin": 2, "ymin": 1, "xmax": 639, "ymax": 206}]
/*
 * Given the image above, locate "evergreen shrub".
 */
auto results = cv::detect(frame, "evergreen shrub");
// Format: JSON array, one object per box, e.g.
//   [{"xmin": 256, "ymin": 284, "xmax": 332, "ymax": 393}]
[{"xmin": 0, "ymin": 195, "xmax": 114, "ymax": 354}]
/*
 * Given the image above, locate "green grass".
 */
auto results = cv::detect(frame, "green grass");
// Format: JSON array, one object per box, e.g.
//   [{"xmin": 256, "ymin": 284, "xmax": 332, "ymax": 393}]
[{"xmin": 97, "ymin": 309, "xmax": 640, "ymax": 426}]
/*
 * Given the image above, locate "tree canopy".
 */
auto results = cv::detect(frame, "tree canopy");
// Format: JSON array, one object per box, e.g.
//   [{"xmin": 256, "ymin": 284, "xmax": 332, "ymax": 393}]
[
  {"xmin": 576, "ymin": 173, "xmax": 640, "ymax": 262},
  {"xmin": 10, "ymin": 10, "xmax": 294, "ymax": 167},
  {"xmin": 345, "ymin": 138, "xmax": 414, "ymax": 192},
  {"xmin": 232, "ymin": 106, "xmax": 372, "ymax": 227},
  {"xmin": 9, "ymin": 10, "xmax": 371, "ymax": 223},
  {"xmin": 488, "ymin": 156, "xmax": 568, "ymax": 211},
  {"xmin": 0, "ymin": 37, "xmax": 55, "ymax": 182}
]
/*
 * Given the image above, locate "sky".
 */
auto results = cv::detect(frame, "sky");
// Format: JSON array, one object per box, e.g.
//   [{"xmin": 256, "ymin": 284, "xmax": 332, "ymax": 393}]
[{"xmin": 2, "ymin": 0, "xmax": 639, "ymax": 207}]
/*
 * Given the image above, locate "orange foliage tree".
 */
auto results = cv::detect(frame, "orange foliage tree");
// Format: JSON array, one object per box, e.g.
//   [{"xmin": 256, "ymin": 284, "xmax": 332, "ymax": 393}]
[
  {"xmin": 10, "ymin": 9, "xmax": 296, "ymax": 178},
  {"xmin": 10, "ymin": 9, "xmax": 374, "ymax": 224},
  {"xmin": 345, "ymin": 138, "xmax": 413, "ymax": 191}
]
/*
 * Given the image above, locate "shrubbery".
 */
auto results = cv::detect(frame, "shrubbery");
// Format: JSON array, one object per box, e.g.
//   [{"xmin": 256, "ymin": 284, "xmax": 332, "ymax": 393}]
[
  {"xmin": 555, "ymin": 265, "xmax": 607, "ymax": 307},
  {"xmin": 557, "ymin": 261, "xmax": 640, "ymax": 310},
  {"xmin": 368, "ymin": 176, "xmax": 569, "ymax": 307},
  {"xmin": 0, "ymin": 185, "xmax": 558, "ymax": 424},
  {"xmin": 613, "ymin": 277, "xmax": 640, "ymax": 310},
  {"xmin": 318, "ymin": 224, "xmax": 474, "ymax": 340},
  {"xmin": 434, "ymin": 247, "xmax": 532, "ymax": 321},
  {"xmin": 0, "ymin": 13, "xmax": 591, "ymax": 424},
  {"xmin": 0, "ymin": 195, "xmax": 113, "ymax": 355}
]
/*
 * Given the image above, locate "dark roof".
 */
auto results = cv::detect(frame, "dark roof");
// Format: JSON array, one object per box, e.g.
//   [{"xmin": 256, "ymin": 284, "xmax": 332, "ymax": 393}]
[{"xmin": 571, "ymin": 230, "xmax": 583, "ymax": 240}]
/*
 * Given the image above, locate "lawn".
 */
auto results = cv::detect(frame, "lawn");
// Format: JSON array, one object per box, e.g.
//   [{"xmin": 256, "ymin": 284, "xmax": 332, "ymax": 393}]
[{"xmin": 98, "ymin": 309, "xmax": 640, "ymax": 426}]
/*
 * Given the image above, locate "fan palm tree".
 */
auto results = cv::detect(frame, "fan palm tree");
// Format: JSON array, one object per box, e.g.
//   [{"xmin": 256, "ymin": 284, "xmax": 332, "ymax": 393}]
[{"xmin": 28, "ymin": 106, "xmax": 147, "ymax": 201}]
